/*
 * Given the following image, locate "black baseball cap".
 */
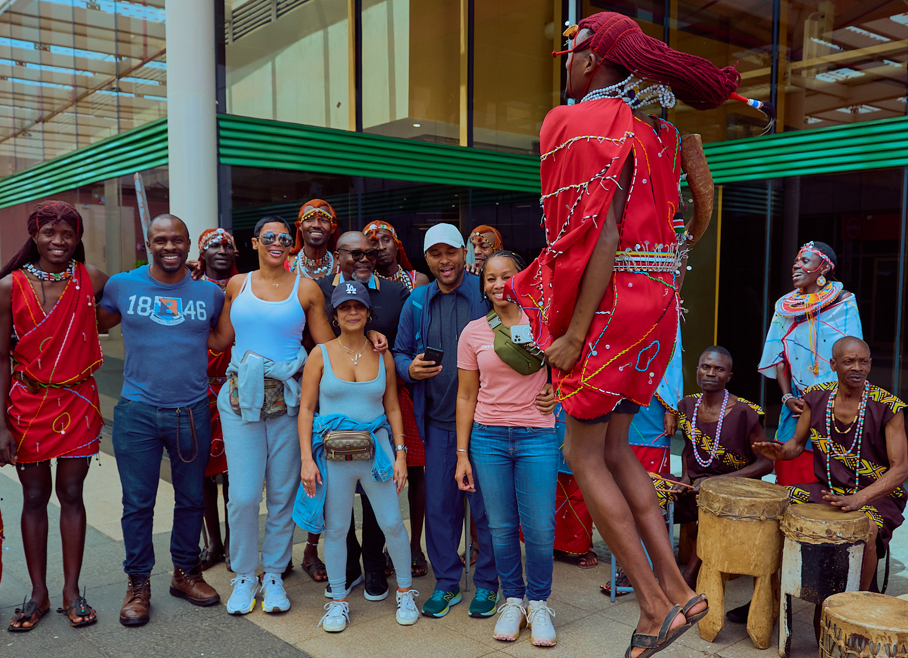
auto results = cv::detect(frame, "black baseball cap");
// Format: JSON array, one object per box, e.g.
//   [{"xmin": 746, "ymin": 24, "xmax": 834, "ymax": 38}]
[{"xmin": 331, "ymin": 279, "xmax": 372, "ymax": 309}]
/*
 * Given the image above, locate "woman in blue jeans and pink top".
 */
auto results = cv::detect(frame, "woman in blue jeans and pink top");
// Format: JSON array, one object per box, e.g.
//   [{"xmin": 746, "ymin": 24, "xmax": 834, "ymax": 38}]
[{"xmin": 455, "ymin": 251, "xmax": 559, "ymax": 647}]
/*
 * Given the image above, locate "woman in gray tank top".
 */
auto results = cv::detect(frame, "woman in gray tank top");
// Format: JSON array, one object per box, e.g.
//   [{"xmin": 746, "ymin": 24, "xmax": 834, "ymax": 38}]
[{"xmin": 297, "ymin": 280, "xmax": 419, "ymax": 632}]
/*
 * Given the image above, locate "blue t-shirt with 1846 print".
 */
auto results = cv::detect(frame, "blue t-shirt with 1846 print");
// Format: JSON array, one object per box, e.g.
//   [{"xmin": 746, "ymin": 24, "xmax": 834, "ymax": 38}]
[{"xmin": 100, "ymin": 266, "xmax": 225, "ymax": 407}]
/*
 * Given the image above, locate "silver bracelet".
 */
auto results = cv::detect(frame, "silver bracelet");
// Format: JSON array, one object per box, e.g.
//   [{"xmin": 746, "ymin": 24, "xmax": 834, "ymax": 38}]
[{"xmin": 456, "ymin": 448, "xmax": 468, "ymax": 453}]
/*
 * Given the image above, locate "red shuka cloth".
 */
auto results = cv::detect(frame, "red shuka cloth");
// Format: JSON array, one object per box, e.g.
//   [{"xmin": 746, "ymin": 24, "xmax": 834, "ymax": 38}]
[
  {"xmin": 8, "ymin": 264, "xmax": 103, "ymax": 462},
  {"xmin": 508, "ymin": 100, "xmax": 682, "ymax": 420},
  {"xmin": 205, "ymin": 346, "xmax": 231, "ymax": 478}
]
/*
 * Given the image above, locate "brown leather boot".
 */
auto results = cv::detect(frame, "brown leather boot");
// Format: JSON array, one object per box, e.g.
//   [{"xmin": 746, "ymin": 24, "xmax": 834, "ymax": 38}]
[
  {"xmin": 170, "ymin": 563, "xmax": 220, "ymax": 606},
  {"xmin": 120, "ymin": 575, "xmax": 151, "ymax": 626}
]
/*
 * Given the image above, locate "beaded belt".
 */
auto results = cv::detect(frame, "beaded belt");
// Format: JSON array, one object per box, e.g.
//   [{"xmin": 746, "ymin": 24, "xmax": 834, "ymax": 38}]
[
  {"xmin": 613, "ymin": 251, "xmax": 677, "ymax": 273},
  {"xmin": 13, "ymin": 370, "xmax": 91, "ymax": 394}
]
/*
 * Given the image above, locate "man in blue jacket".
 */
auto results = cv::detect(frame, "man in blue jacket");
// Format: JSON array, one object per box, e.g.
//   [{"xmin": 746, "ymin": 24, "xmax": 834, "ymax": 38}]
[{"xmin": 392, "ymin": 223, "xmax": 499, "ymax": 619}]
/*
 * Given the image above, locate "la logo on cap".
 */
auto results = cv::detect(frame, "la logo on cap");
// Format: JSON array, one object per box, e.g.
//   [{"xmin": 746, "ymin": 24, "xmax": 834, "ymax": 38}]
[{"xmin": 345, "ymin": 283, "xmax": 357, "ymax": 294}]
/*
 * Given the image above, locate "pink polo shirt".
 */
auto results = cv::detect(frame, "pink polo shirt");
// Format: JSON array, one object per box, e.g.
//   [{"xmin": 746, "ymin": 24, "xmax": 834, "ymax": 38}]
[{"xmin": 457, "ymin": 313, "xmax": 555, "ymax": 429}]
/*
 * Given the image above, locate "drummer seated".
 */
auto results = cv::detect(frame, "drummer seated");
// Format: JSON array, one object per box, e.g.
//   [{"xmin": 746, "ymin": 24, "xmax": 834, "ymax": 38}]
[
  {"xmin": 672, "ymin": 346, "xmax": 773, "ymax": 588},
  {"xmin": 755, "ymin": 336, "xmax": 908, "ymax": 591}
]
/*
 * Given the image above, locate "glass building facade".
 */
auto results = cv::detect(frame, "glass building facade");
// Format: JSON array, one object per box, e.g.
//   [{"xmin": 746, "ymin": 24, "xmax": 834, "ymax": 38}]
[{"xmin": 1, "ymin": 0, "xmax": 907, "ymax": 428}]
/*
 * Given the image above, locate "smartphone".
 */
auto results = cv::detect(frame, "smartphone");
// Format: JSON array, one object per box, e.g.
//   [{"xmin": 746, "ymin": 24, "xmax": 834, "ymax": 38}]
[
  {"xmin": 510, "ymin": 324, "xmax": 534, "ymax": 345},
  {"xmin": 423, "ymin": 347, "xmax": 445, "ymax": 365}
]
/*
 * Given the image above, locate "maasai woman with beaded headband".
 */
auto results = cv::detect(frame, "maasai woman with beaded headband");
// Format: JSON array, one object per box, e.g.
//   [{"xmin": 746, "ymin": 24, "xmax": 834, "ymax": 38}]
[
  {"xmin": 505, "ymin": 11, "xmax": 771, "ymax": 655},
  {"xmin": 470, "ymin": 225, "xmax": 503, "ymax": 269},
  {"xmin": 288, "ymin": 200, "xmax": 340, "ymax": 279},
  {"xmin": 0, "ymin": 200, "xmax": 110, "ymax": 630},
  {"xmin": 758, "ymin": 241, "xmax": 862, "ymax": 486}
]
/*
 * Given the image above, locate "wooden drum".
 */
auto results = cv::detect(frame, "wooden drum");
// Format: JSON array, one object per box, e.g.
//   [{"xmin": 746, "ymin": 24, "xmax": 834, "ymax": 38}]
[
  {"xmin": 696, "ymin": 478, "xmax": 789, "ymax": 648},
  {"xmin": 820, "ymin": 592, "xmax": 908, "ymax": 657},
  {"xmin": 779, "ymin": 504, "xmax": 872, "ymax": 657}
]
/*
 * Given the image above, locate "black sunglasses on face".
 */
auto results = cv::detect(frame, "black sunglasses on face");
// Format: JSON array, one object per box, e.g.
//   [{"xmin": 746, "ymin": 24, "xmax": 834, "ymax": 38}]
[
  {"xmin": 338, "ymin": 248, "xmax": 378, "ymax": 261},
  {"xmin": 257, "ymin": 232, "xmax": 294, "ymax": 247}
]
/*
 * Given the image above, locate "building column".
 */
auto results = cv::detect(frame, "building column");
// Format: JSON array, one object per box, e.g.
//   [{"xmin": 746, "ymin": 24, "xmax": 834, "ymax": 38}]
[{"xmin": 165, "ymin": 0, "xmax": 218, "ymax": 242}]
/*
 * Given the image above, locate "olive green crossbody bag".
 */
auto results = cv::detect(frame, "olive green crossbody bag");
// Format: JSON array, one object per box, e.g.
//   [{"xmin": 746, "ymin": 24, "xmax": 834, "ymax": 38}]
[{"xmin": 486, "ymin": 310, "xmax": 545, "ymax": 376}]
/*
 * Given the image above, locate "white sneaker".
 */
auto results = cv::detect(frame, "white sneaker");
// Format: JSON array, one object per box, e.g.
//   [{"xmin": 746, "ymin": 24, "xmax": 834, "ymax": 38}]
[
  {"xmin": 226, "ymin": 575, "xmax": 259, "ymax": 615},
  {"xmin": 527, "ymin": 600, "xmax": 557, "ymax": 646},
  {"xmin": 318, "ymin": 600, "xmax": 350, "ymax": 633},
  {"xmin": 260, "ymin": 573, "xmax": 291, "ymax": 613},
  {"xmin": 395, "ymin": 589, "xmax": 420, "ymax": 626},
  {"xmin": 493, "ymin": 597, "xmax": 527, "ymax": 641}
]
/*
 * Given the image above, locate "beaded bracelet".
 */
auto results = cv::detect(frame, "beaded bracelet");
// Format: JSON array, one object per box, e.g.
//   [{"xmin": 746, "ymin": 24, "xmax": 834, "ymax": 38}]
[{"xmin": 781, "ymin": 394, "xmax": 794, "ymax": 404}]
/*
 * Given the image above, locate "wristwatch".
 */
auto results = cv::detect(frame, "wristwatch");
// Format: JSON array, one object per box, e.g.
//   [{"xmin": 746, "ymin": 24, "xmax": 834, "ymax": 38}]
[{"xmin": 395, "ymin": 445, "xmax": 408, "ymax": 453}]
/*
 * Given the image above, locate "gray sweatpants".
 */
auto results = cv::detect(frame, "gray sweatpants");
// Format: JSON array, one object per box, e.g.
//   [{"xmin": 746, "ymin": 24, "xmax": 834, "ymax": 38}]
[
  {"xmin": 324, "ymin": 435, "xmax": 412, "ymax": 598},
  {"xmin": 218, "ymin": 386, "xmax": 301, "ymax": 576}
]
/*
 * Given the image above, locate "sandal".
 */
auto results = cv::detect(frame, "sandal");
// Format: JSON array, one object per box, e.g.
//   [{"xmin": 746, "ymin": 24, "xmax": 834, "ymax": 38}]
[
  {"xmin": 600, "ymin": 571, "xmax": 632, "ymax": 597},
  {"xmin": 200, "ymin": 547, "xmax": 226, "ymax": 571},
  {"xmin": 8, "ymin": 600, "xmax": 50, "ymax": 632},
  {"xmin": 303, "ymin": 557, "xmax": 328, "ymax": 583},
  {"xmin": 624, "ymin": 604, "xmax": 687, "ymax": 658},
  {"xmin": 459, "ymin": 545, "xmax": 479, "ymax": 566},
  {"xmin": 681, "ymin": 593, "xmax": 708, "ymax": 625},
  {"xmin": 554, "ymin": 549, "xmax": 599, "ymax": 569},
  {"xmin": 411, "ymin": 549, "xmax": 428, "ymax": 578},
  {"xmin": 57, "ymin": 594, "xmax": 98, "ymax": 628}
]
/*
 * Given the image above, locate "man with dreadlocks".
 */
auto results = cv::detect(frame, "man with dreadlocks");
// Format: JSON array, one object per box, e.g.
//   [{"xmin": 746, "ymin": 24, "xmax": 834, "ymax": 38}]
[
  {"xmin": 0, "ymin": 200, "xmax": 109, "ymax": 631},
  {"xmin": 288, "ymin": 199, "xmax": 341, "ymax": 279},
  {"xmin": 506, "ymin": 12, "xmax": 772, "ymax": 657}
]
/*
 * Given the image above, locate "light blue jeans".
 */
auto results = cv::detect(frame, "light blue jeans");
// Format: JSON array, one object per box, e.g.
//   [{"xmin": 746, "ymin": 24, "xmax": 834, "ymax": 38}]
[
  {"xmin": 218, "ymin": 386, "xmax": 301, "ymax": 576},
  {"xmin": 469, "ymin": 422, "xmax": 559, "ymax": 601}
]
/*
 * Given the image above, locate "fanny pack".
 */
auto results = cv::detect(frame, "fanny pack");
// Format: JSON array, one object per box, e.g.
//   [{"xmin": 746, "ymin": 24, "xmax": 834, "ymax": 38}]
[
  {"xmin": 228, "ymin": 374, "xmax": 287, "ymax": 419},
  {"xmin": 486, "ymin": 310, "xmax": 545, "ymax": 376},
  {"xmin": 323, "ymin": 430, "xmax": 375, "ymax": 462}
]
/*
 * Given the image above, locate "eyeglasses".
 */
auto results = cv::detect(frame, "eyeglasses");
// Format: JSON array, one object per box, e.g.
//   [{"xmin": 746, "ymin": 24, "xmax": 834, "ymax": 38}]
[
  {"xmin": 337, "ymin": 248, "xmax": 378, "ymax": 261},
  {"xmin": 256, "ymin": 232, "xmax": 294, "ymax": 247}
]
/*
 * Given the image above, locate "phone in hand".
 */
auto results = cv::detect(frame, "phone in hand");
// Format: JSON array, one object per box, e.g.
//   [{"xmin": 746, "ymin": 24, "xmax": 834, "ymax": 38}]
[
  {"xmin": 510, "ymin": 324, "xmax": 534, "ymax": 345},
  {"xmin": 423, "ymin": 347, "xmax": 444, "ymax": 365}
]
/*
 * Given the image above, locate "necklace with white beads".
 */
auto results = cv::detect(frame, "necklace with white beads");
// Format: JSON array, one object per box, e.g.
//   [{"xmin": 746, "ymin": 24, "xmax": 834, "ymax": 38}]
[
  {"xmin": 691, "ymin": 390, "xmax": 730, "ymax": 468},
  {"xmin": 581, "ymin": 75, "xmax": 676, "ymax": 109}
]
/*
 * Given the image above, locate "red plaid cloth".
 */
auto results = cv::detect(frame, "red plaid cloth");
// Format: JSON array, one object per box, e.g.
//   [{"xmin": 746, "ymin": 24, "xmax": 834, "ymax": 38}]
[{"xmin": 398, "ymin": 383, "xmax": 424, "ymax": 467}]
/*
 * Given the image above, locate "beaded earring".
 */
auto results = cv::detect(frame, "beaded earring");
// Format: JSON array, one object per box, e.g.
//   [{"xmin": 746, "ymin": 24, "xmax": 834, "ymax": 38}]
[{"xmin": 817, "ymin": 275, "xmax": 827, "ymax": 287}]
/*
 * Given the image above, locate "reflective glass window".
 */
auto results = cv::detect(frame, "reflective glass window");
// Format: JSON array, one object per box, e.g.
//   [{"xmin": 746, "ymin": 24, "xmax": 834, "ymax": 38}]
[{"xmin": 225, "ymin": 0, "xmax": 349, "ymax": 130}]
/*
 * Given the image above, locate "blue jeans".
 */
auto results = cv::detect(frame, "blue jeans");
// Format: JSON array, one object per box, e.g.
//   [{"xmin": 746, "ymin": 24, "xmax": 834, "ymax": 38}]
[
  {"xmin": 424, "ymin": 424, "xmax": 498, "ymax": 592},
  {"xmin": 469, "ymin": 422, "xmax": 559, "ymax": 601},
  {"xmin": 112, "ymin": 397, "xmax": 211, "ymax": 577}
]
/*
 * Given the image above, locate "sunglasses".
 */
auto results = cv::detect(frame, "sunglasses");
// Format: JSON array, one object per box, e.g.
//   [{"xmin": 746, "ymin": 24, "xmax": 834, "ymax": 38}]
[
  {"xmin": 256, "ymin": 231, "xmax": 294, "ymax": 248},
  {"xmin": 337, "ymin": 247, "xmax": 378, "ymax": 261}
]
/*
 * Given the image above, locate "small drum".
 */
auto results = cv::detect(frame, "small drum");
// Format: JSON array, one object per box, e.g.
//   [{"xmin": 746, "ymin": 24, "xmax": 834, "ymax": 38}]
[
  {"xmin": 696, "ymin": 478, "xmax": 789, "ymax": 648},
  {"xmin": 820, "ymin": 591, "xmax": 908, "ymax": 657},
  {"xmin": 779, "ymin": 504, "xmax": 872, "ymax": 657}
]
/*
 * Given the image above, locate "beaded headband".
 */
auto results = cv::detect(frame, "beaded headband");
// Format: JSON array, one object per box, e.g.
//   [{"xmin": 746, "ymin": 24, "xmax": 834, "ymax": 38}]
[
  {"xmin": 299, "ymin": 208, "xmax": 336, "ymax": 226},
  {"xmin": 471, "ymin": 232, "xmax": 495, "ymax": 249},
  {"xmin": 798, "ymin": 241, "xmax": 835, "ymax": 273},
  {"xmin": 364, "ymin": 222, "xmax": 398, "ymax": 240},
  {"xmin": 199, "ymin": 227, "xmax": 235, "ymax": 253}
]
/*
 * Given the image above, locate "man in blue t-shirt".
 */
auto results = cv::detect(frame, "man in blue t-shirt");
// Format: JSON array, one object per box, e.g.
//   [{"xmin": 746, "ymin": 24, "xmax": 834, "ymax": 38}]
[{"xmin": 98, "ymin": 214, "xmax": 225, "ymax": 627}]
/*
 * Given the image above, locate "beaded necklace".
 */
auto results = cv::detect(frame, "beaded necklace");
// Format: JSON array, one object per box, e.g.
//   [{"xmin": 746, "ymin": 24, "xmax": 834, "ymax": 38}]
[
  {"xmin": 292, "ymin": 250, "xmax": 334, "ymax": 279},
  {"xmin": 824, "ymin": 382, "xmax": 868, "ymax": 493},
  {"xmin": 376, "ymin": 265, "xmax": 414, "ymax": 293},
  {"xmin": 23, "ymin": 260, "xmax": 76, "ymax": 282},
  {"xmin": 202, "ymin": 274, "xmax": 230, "ymax": 292},
  {"xmin": 691, "ymin": 390, "xmax": 730, "ymax": 468},
  {"xmin": 581, "ymin": 74, "xmax": 676, "ymax": 109},
  {"xmin": 775, "ymin": 282, "xmax": 842, "ymax": 320}
]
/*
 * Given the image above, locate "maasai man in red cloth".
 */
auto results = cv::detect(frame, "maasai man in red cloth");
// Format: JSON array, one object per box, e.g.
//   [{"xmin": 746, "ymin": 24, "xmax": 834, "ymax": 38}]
[
  {"xmin": 287, "ymin": 199, "xmax": 340, "ymax": 280},
  {"xmin": 755, "ymin": 337, "xmax": 908, "ymax": 592},
  {"xmin": 0, "ymin": 201, "xmax": 109, "ymax": 631},
  {"xmin": 506, "ymin": 12, "xmax": 769, "ymax": 657},
  {"xmin": 364, "ymin": 220, "xmax": 430, "ymax": 292},
  {"xmin": 469, "ymin": 225, "xmax": 503, "ymax": 270},
  {"xmin": 198, "ymin": 228, "xmax": 238, "ymax": 571}
]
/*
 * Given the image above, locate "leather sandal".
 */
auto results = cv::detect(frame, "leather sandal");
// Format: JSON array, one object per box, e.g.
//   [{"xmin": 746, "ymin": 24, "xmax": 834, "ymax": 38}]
[
  {"xmin": 624, "ymin": 604, "xmax": 686, "ymax": 658},
  {"xmin": 7, "ymin": 600, "xmax": 50, "ymax": 632},
  {"xmin": 57, "ymin": 594, "xmax": 98, "ymax": 628},
  {"xmin": 681, "ymin": 593, "xmax": 709, "ymax": 626}
]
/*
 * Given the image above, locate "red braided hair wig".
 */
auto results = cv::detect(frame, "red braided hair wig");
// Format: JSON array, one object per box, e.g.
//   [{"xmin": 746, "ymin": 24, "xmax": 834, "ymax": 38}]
[
  {"xmin": 574, "ymin": 12, "xmax": 741, "ymax": 111},
  {"xmin": 291, "ymin": 199, "xmax": 339, "ymax": 256},
  {"xmin": 0, "ymin": 200, "xmax": 86, "ymax": 279}
]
